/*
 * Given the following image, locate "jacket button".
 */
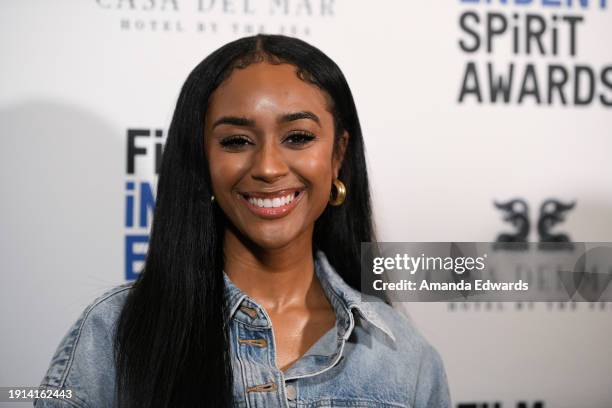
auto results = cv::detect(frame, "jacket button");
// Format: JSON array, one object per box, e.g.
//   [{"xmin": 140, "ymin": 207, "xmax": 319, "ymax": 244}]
[{"xmin": 285, "ymin": 383, "xmax": 297, "ymax": 401}]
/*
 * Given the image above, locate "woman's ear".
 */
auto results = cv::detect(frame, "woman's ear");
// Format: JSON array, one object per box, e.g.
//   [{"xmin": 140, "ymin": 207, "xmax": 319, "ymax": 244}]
[{"xmin": 332, "ymin": 130, "xmax": 350, "ymax": 179}]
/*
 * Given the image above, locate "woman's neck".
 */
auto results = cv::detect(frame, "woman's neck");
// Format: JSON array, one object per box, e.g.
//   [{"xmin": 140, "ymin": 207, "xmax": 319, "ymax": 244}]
[{"xmin": 222, "ymin": 227, "xmax": 324, "ymax": 311}]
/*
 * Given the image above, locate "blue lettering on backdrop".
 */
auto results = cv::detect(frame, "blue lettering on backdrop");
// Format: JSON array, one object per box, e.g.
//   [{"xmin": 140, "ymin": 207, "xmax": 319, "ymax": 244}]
[
  {"xmin": 124, "ymin": 128, "xmax": 165, "ymax": 280},
  {"xmin": 125, "ymin": 235, "xmax": 148, "ymax": 281},
  {"xmin": 139, "ymin": 182, "xmax": 155, "ymax": 228}
]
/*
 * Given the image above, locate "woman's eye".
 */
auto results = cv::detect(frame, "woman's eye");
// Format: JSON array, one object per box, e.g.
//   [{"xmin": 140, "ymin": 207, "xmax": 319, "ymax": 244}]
[
  {"xmin": 284, "ymin": 132, "xmax": 316, "ymax": 146},
  {"xmin": 219, "ymin": 135, "xmax": 253, "ymax": 150}
]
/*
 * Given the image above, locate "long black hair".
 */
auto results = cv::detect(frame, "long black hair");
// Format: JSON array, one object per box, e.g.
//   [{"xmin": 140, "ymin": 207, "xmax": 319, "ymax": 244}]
[{"xmin": 114, "ymin": 34, "xmax": 376, "ymax": 408}]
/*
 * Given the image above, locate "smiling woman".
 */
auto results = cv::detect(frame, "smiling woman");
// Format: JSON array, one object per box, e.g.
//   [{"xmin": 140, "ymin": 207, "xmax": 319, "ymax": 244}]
[
  {"xmin": 204, "ymin": 61, "xmax": 346, "ymax": 252},
  {"xmin": 35, "ymin": 34, "xmax": 451, "ymax": 408}
]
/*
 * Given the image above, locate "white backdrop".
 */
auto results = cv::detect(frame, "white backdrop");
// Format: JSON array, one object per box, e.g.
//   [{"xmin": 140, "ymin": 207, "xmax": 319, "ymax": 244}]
[{"xmin": 1, "ymin": 1, "xmax": 611, "ymax": 407}]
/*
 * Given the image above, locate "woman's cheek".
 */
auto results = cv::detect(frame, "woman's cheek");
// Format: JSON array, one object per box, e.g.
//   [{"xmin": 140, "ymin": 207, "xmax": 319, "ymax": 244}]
[
  {"xmin": 210, "ymin": 154, "xmax": 249, "ymax": 190},
  {"xmin": 292, "ymin": 156, "xmax": 333, "ymax": 212},
  {"xmin": 291, "ymin": 147, "xmax": 333, "ymax": 179}
]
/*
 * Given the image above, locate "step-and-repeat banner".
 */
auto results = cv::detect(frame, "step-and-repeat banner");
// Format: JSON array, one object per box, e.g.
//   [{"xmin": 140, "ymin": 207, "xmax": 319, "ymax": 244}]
[{"xmin": 1, "ymin": 1, "xmax": 611, "ymax": 407}]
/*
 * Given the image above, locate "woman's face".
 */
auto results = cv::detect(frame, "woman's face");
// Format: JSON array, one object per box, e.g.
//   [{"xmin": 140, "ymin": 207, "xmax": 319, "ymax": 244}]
[{"xmin": 204, "ymin": 61, "xmax": 347, "ymax": 250}]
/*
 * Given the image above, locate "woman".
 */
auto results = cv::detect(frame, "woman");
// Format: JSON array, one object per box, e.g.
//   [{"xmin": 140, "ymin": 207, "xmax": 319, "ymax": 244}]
[{"xmin": 36, "ymin": 34, "xmax": 450, "ymax": 408}]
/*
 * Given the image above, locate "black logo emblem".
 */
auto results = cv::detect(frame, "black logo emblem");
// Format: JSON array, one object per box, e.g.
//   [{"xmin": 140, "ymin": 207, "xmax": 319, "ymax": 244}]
[
  {"xmin": 537, "ymin": 199, "xmax": 575, "ymax": 242},
  {"xmin": 494, "ymin": 198, "xmax": 576, "ymax": 247},
  {"xmin": 494, "ymin": 198, "xmax": 530, "ymax": 243}
]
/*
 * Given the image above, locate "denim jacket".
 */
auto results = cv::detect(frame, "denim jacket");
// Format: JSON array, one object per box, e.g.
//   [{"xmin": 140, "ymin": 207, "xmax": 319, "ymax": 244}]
[{"xmin": 35, "ymin": 250, "xmax": 451, "ymax": 408}]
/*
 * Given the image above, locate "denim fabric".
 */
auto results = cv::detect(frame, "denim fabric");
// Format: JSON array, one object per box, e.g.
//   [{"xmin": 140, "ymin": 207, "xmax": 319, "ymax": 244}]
[{"xmin": 35, "ymin": 250, "xmax": 451, "ymax": 408}]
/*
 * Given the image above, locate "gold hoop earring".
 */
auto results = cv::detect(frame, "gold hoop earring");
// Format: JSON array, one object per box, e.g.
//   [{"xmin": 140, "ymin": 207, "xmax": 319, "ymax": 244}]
[{"xmin": 329, "ymin": 179, "xmax": 346, "ymax": 206}]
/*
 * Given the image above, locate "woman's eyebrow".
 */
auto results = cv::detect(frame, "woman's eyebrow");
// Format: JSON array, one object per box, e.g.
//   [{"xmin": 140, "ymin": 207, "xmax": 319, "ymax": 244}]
[
  {"xmin": 211, "ymin": 111, "xmax": 320, "ymax": 129},
  {"xmin": 278, "ymin": 111, "xmax": 320, "ymax": 125},
  {"xmin": 212, "ymin": 116, "xmax": 255, "ymax": 129}
]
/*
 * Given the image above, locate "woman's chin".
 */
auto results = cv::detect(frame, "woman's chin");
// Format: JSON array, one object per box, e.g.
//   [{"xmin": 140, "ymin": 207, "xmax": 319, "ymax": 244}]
[
  {"xmin": 240, "ymin": 225, "xmax": 306, "ymax": 252},
  {"xmin": 249, "ymin": 234, "xmax": 298, "ymax": 251}
]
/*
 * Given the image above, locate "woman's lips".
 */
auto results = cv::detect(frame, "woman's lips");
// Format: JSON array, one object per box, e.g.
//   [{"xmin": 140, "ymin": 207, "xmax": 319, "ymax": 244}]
[{"xmin": 238, "ymin": 189, "xmax": 304, "ymax": 219}]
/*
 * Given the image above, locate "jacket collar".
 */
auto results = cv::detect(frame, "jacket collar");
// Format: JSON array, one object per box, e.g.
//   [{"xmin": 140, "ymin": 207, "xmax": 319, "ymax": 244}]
[{"xmin": 223, "ymin": 249, "xmax": 396, "ymax": 343}]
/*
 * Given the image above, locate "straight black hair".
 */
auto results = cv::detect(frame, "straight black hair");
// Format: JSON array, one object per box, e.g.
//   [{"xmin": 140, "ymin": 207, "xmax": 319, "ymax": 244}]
[{"xmin": 114, "ymin": 34, "xmax": 376, "ymax": 408}]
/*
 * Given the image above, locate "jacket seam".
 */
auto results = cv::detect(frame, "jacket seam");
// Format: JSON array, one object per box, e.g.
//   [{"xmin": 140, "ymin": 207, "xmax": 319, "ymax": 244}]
[
  {"xmin": 58, "ymin": 284, "xmax": 134, "ymax": 388},
  {"xmin": 234, "ymin": 329, "xmax": 251, "ymax": 408},
  {"xmin": 298, "ymin": 398, "xmax": 407, "ymax": 408},
  {"xmin": 412, "ymin": 343, "xmax": 426, "ymax": 408},
  {"xmin": 326, "ymin": 287, "xmax": 355, "ymax": 340}
]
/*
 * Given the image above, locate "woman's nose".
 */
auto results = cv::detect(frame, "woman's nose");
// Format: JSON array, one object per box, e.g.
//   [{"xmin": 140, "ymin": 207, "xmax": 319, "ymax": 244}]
[{"xmin": 250, "ymin": 139, "xmax": 289, "ymax": 183}]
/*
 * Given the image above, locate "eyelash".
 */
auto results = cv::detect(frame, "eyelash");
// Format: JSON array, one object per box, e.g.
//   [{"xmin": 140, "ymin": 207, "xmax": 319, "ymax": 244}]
[
  {"xmin": 283, "ymin": 131, "xmax": 316, "ymax": 145},
  {"xmin": 219, "ymin": 132, "xmax": 316, "ymax": 150},
  {"xmin": 219, "ymin": 135, "xmax": 252, "ymax": 148}
]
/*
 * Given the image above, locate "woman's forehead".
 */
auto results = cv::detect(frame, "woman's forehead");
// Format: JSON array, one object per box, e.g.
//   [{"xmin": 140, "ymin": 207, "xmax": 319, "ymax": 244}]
[{"xmin": 206, "ymin": 62, "xmax": 331, "ymax": 119}]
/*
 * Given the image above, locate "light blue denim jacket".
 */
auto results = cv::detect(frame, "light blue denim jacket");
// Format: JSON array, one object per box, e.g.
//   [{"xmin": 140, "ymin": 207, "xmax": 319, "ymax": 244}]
[{"xmin": 35, "ymin": 250, "xmax": 451, "ymax": 408}]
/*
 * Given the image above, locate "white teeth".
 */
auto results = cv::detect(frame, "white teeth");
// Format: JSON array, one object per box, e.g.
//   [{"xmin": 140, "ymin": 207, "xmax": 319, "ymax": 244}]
[{"xmin": 247, "ymin": 193, "xmax": 297, "ymax": 208}]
